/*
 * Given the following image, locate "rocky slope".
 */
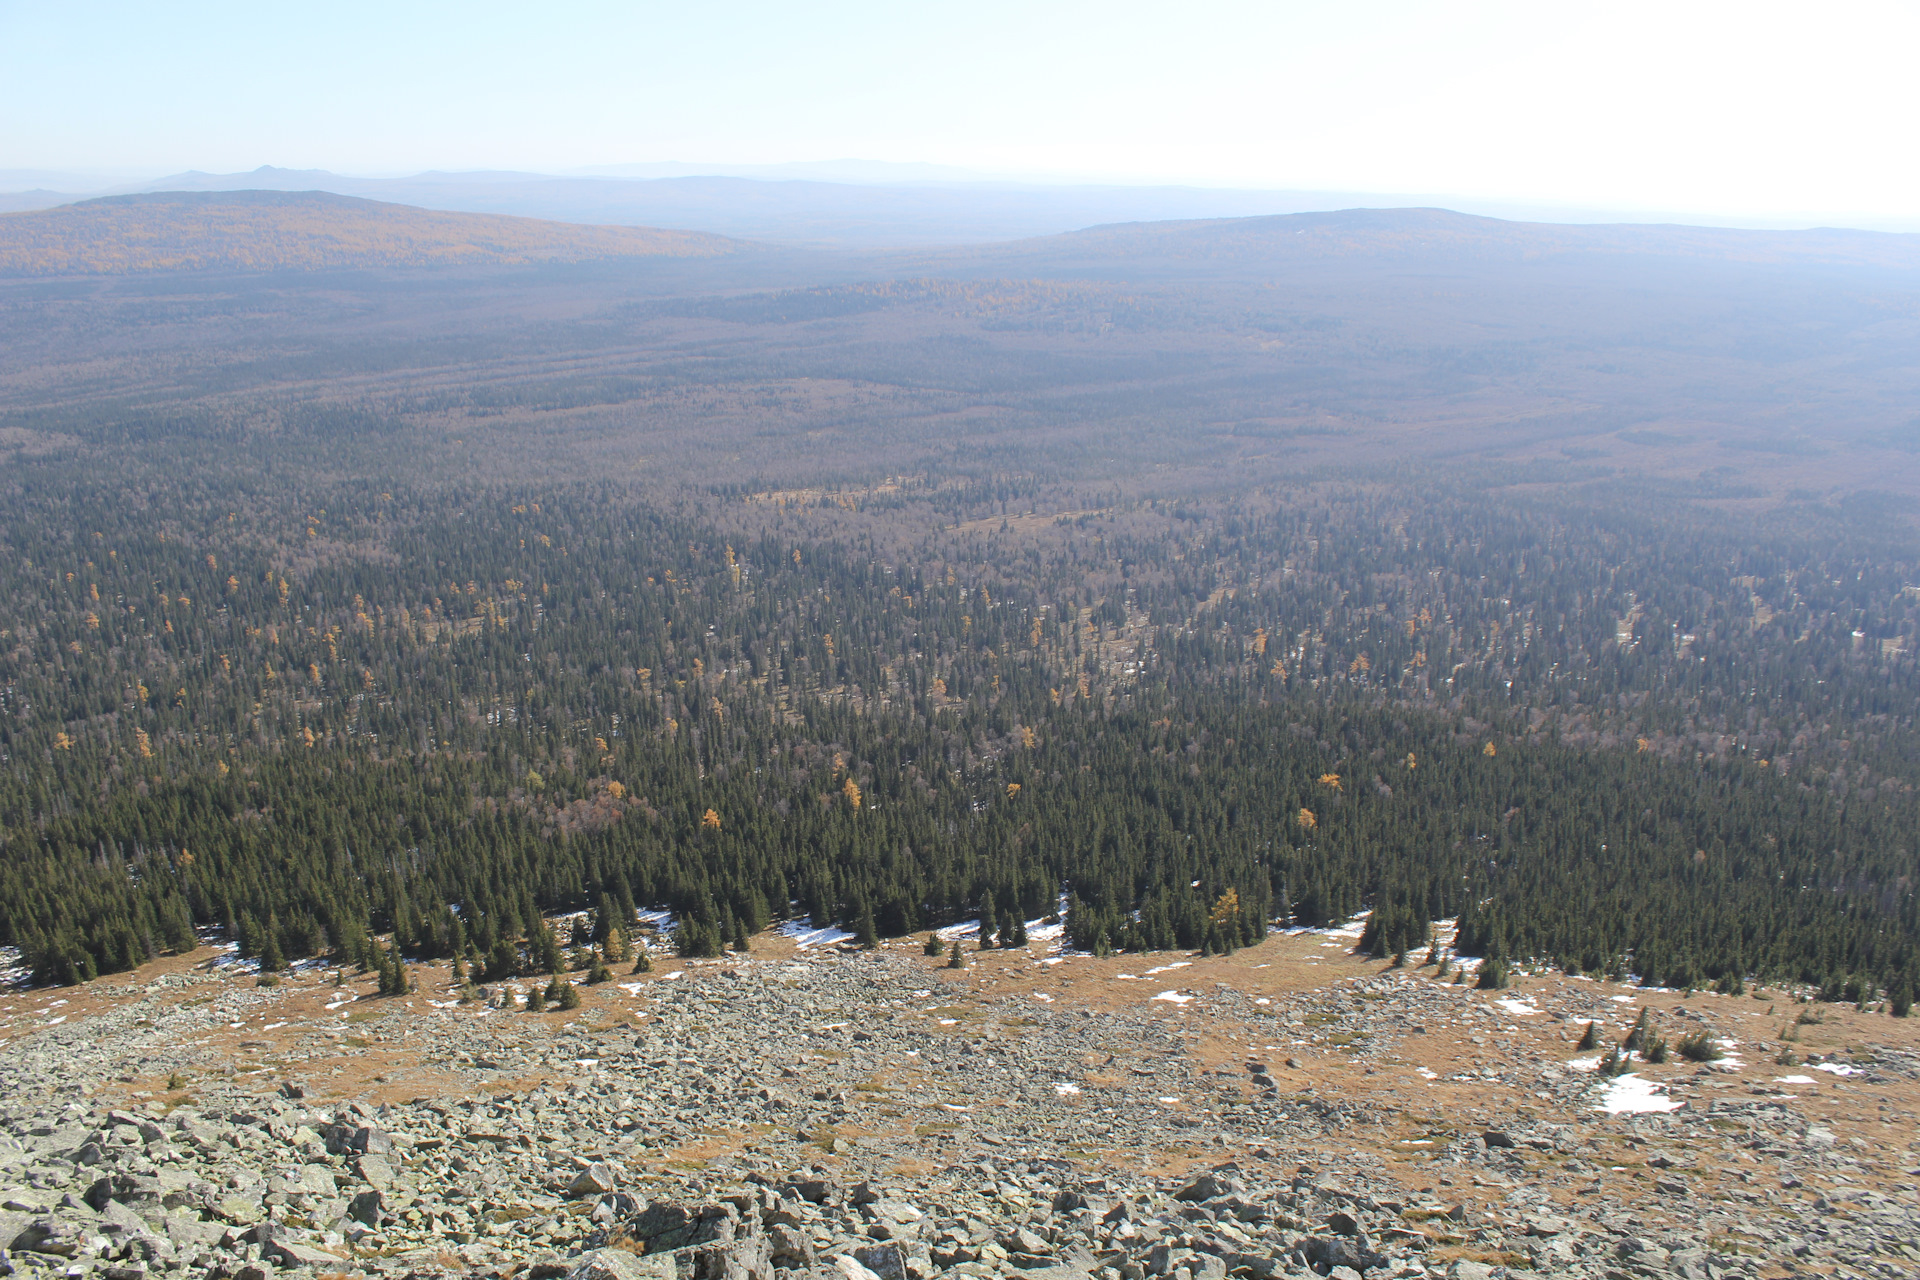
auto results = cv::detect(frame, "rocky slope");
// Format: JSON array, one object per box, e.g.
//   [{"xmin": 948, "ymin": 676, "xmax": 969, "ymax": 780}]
[{"xmin": 0, "ymin": 928, "xmax": 1914, "ymax": 1280}]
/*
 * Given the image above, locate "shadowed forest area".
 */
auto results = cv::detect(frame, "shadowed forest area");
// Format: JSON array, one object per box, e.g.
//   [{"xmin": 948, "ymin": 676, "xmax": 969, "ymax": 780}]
[{"xmin": 1, "ymin": 195, "xmax": 1916, "ymax": 1008}]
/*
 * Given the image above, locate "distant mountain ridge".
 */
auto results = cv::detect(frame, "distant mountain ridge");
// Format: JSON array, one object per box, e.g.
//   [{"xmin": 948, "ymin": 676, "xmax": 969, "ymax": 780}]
[
  {"xmin": 959, "ymin": 206, "xmax": 1920, "ymax": 276},
  {"xmin": 0, "ymin": 190, "xmax": 743, "ymax": 276}
]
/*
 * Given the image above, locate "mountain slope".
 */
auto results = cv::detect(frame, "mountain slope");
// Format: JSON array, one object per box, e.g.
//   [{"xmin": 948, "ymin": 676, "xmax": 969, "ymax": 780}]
[
  {"xmin": 953, "ymin": 206, "xmax": 1920, "ymax": 277},
  {"xmin": 0, "ymin": 189, "xmax": 744, "ymax": 275}
]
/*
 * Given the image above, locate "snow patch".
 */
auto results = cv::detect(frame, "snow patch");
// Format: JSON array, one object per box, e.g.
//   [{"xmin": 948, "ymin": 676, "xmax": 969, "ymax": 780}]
[
  {"xmin": 1774, "ymin": 1074, "xmax": 1816, "ymax": 1084},
  {"xmin": 1053, "ymin": 1083, "xmax": 1081, "ymax": 1096},
  {"xmin": 779, "ymin": 921, "xmax": 856, "ymax": 949},
  {"xmin": 1594, "ymin": 1073, "xmax": 1682, "ymax": 1114},
  {"xmin": 1150, "ymin": 990, "xmax": 1194, "ymax": 1005},
  {"xmin": 1495, "ymin": 997, "xmax": 1539, "ymax": 1017},
  {"xmin": 1143, "ymin": 962, "xmax": 1192, "ymax": 975},
  {"xmin": 1813, "ymin": 1062, "xmax": 1861, "ymax": 1077}
]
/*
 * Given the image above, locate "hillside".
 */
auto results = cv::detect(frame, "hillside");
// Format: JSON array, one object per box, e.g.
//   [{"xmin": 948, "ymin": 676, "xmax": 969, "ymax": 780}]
[
  {"xmin": 0, "ymin": 189, "xmax": 744, "ymax": 275},
  {"xmin": 961, "ymin": 206, "xmax": 1920, "ymax": 276}
]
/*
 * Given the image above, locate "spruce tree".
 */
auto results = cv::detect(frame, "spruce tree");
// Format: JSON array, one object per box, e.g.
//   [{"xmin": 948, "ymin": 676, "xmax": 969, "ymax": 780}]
[{"xmin": 258, "ymin": 920, "xmax": 285, "ymax": 974}]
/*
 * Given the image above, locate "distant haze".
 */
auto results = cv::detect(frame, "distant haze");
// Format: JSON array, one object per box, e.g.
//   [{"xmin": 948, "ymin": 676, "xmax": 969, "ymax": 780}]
[{"xmin": 3, "ymin": 1, "xmax": 1919, "ymax": 230}]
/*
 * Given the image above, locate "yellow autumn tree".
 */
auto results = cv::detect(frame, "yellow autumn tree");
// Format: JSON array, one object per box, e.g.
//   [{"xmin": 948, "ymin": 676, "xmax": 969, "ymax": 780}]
[
  {"xmin": 701, "ymin": 808, "xmax": 722, "ymax": 830},
  {"xmin": 1296, "ymin": 807, "xmax": 1316, "ymax": 831},
  {"xmin": 1319, "ymin": 772, "xmax": 1342, "ymax": 790},
  {"xmin": 843, "ymin": 776, "xmax": 863, "ymax": 810},
  {"xmin": 1211, "ymin": 888, "xmax": 1241, "ymax": 929},
  {"xmin": 1483, "ymin": 742, "xmax": 1497, "ymax": 757}
]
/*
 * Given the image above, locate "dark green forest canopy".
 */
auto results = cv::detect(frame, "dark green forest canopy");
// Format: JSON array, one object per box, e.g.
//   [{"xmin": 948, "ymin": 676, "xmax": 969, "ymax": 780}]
[
  {"xmin": 1, "ymin": 466, "xmax": 1914, "ymax": 998},
  {"xmin": 0, "ymin": 233, "xmax": 1917, "ymax": 999}
]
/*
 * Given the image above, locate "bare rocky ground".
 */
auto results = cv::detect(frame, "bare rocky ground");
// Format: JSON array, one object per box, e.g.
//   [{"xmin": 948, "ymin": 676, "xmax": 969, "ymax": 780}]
[{"xmin": 0, "ymin": 926, "xmax": 1915, "ymax": 1280}]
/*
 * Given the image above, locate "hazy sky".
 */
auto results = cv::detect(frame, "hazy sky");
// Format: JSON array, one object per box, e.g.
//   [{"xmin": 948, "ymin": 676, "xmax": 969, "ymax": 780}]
[{"xmin": 3, "ymin": 0, "xmax": 1916, "ymax": 221}]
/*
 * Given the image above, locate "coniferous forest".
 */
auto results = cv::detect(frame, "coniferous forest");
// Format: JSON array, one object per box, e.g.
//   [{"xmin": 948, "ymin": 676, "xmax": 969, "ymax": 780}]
[{"xmin": 1, "ymin": 205, "xmax": 1917, "ymax": 1007}]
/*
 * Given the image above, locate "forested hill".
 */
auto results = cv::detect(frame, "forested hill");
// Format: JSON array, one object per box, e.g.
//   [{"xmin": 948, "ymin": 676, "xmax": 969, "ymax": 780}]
[
  {"xmin": 958, "ymin": 207, "xmax": 1920, "ymax": 276},
  {"xmin": 0, "ymin": 199, "xmax": 1915, "ymax": 1010},
  {"xmin": 0, "ymin": 191, "xmax": 744, "ymax": 276}
]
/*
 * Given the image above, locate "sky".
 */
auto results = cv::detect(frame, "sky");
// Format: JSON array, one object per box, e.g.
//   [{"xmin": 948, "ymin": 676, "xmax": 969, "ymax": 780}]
[{"xmin": 3, "ymin": 0, "xmax": 1917, "ymax": 225}]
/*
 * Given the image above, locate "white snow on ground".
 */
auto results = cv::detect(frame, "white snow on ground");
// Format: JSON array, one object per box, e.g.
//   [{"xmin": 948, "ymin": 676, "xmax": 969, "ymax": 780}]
[
  {"xmin": 1416, "ymin": 1067, "xmax": 1438, "ymax": 1080},
  {"xmin": 779, "ymin": 921, "xmax": 855, "ymax": 948},
  {"xmin": 1054, "ymin": 1083, "xmax": 1081, "ymax": 1096},
  {"xmin": 937, "ymin": 897, "xmax": 1068, "ymax": 945},
  {"xmin": 1032, "ymin": 993, "xmax": 1054, "ymax": 1003},
  {"xmin": 617, "ymin": 983, "xmax": 646, "ymax": 996},
  {"xmin": 1775, "ymin": 1074, "xmax": 1816, "ymax": 1084},
  {"xmin": 1495, "ymin": 997, "xmax": 1540, "ymax": 1016},
  {"xmin": 1114, "ymin": 974, "xmax": 1140, "ymax": 981},
  {"xmin": 1813, "ymin": 1062, "xmax": 1861, "ymax": 1076},
  {"xmin": 635, "ymin": 908, "xmax": 674, "ymax": 929},
  {"xmin": 1026, "ymin": 917, "xmax": 1067, "ymax": 943},
  {"xmin": 1567, "ymin": 1056, "xmax": 1603, "ymax": 1072},
  {"xmin": 1595, "ymin": 1073, "xmax": 1682, "ymax": 1114},
  {"xmin": 0, "ymin": 947, "xmax": 30, "ymax": 987},
  {"xmin": 1144, "ymin": 961, "xmax": 1192, "ymax": 975},
  {"xmin": 1150, "ymin": 990, "xmax": 1194, "ymax": 1005},
  {"xmin": 1286, "ymin": 910, "xmax": 1371, "ymax": 942}
]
